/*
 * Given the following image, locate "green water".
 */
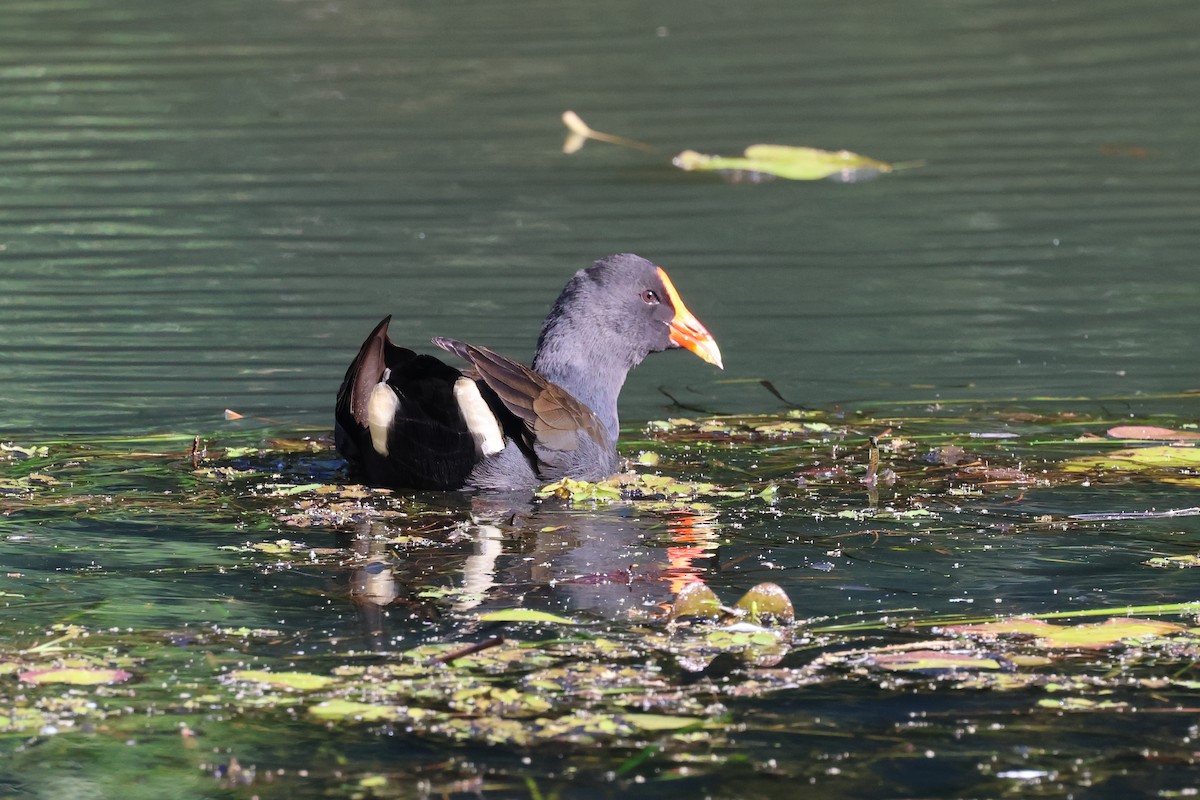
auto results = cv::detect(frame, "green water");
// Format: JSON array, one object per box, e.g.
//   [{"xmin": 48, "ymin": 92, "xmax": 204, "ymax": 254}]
[{"xmin": 2, "ymin": 0, "xmax": 1198, "ymax": 797}]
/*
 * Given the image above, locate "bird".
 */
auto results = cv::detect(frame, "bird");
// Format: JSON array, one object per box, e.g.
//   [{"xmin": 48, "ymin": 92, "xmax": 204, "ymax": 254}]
[{"xmin": 334, "ymin": 253, "xmax": 722, "ymax": 491}]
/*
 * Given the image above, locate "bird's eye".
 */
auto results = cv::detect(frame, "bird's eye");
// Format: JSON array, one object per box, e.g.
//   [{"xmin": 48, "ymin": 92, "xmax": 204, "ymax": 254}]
[{"xmin": 641, "ymin": 289, "xmax": 661, "ymax": 305}]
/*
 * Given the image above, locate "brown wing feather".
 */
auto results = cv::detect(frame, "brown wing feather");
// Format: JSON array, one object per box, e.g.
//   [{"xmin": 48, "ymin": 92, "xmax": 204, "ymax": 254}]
[{"xmin": 432, "ymin": 337, "xmax": 606, "ymax": 451}]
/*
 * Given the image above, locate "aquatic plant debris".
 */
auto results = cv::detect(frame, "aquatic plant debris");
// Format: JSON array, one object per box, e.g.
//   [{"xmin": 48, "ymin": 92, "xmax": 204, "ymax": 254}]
[
  {"xmin": 18, "ymin": 667, "xmax": 133, "ymax": 685},
  {"xmin": 941, "ymin": 617, "xmax": 1188, "ymax": 649},
  {"xmin": 1061, "ymin": 444, "xmax": 1200, "ymax": 476},
  {"xmin": 672, "ymin": 145, "xmax": 903, "ymax": 183},
  {"xmin": 3, "ymin": 399, "xmax": 1200, "ymax": 796},
  {"xmin": 535, "ymin": 472, "xmax": 719, "ymax": 504},
  {"xmin": 1106, "ymin": 425, "xmax": 1200, "ymax": 441},
  {"xmin": 227, "ymin": 670, "xmax": 338, "ymax": 691},
  {"xmin": 561, "ymin": 110, "xmax": 655, "ymax": 154},
  {"xmin": 478, "ymin": 609, "xmax": 577, "ymax": 625},
  {"xmin": 1143, "ymin": 553, "xmax": 1200, "ymax": 568},
  {"xmin": 559, "ymin": 110, "xmax": 916, "ymax": 182}
]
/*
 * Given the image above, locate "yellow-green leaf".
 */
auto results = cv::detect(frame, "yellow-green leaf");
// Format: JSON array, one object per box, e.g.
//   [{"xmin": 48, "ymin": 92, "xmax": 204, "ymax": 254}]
[
  {"xmin": 229, "ymin": 670, "xmax": 336, "ymax": 691},
  {"xmin": 670, "ymin": 582, "xmax": 722, "ymax": 620},
  {"xmin": 1062, "ymin": 445, "xmax": 1200, "ymax": 473},
  {"xmin": 946, "ymin": 617, "xmax": 1185, "ymax": 649},
  {"xmin": 1143, "ymin": 553, "xmax": 1200, "ymax": 568},
  {"xmin": 309, "ymin": 699, "xmax": 400, "ymax": 722},
  {"xmin": 19, "ymin": 667, "xmax": 133, "ymax": 685},
  {"xmin": 622, "ymin": 713, "xmax": 703, "ymax": 731},
  {"xmin": 869, "ymin": 650, "xmax": 1003, "ymax": 672},
  {"xmin": 478, "ymin": 609, "xmax": 577, "ymax": 625},
  {"xmin": 734, "ymin": 582, "xmax": 795, "ymax": 625},
  {"xmin": 673, "ymin": 145, "xmax": 897, "ymax": 182}
]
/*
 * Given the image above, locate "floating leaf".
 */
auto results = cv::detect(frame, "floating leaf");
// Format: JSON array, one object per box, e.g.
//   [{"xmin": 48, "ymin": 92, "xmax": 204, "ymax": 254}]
[
  {"xmin": 537, "ymin": 473, "xmax": 717, "ymax": 504},
  {"xmin": 868, "ymin": 649, "xmax": 1003, "ymax": 673},
  {"xmin": 1061, "ymin": 445, "xmax": 1200, "ymax": 474},
  {"xmin": 734, "ymin": 583, "xmax": 795, "ymax": 625},
  {"xmin": 253, "ymin": 539, "xmax": 302, "ymax": 555},
  {"xmin": 621, "ymin": 713, "xmax": 703, "ymax": 731},
  {"xmin": 750, "ymin": 421, "xmax": 805, "ymax": 435},
  {"xmin": 260, "ymin": 482, "xmax": 326, "ymax": 496},
  {"xmin": 945, "ymin": 617, "xmax": 1186, "ymax": 649},
  {"xmin": 1070, "ymin": 507, "xmax": 1200, "ymax": 521},
  {"xmin": 309, "ymin": 699, "xmax": 401, "ymax": 723},
  {"xmin": 1036, "ymin": 697, "xmax": 1129, "ymax": 711},
  {"xmin": 673, "ymin": 144, "xmax": 900, "ymax": 183},
  {"xmin": 670, "ymin": 582, "xmax": 722, "ymax": 621},
  {"xmin": 1107, "ymin": 425, "xmax": 1200, "ymax": 441},
  {"xmin": 19, "ymin": 667, "xmax": 133, "ymax": 685},
  {"xmin": 704, "ymin": 624, "xmax": 789, "ymax": 667},
  {"xmin": 536, "ymin": 477, "xmax": 624, "ymax": 503},
  {"xmin": 478, "ymin": 609, "xmax": 578, "ymax": 626},
  {"xmin": 1, "ymin": 443, "xmax": 49, "ymax": 459},
  {"xmin": 0, "ymin": 707, "xmax": 50, "ymax": 732},
  {"xmin": 836, "ymin": 507, "xmax": 938, "ymax": 521},
  {"xmin": 228, "ymin": 670, "xmax": 336, "ymax": 691},
  {"xmin": 1143, "ymin": 553, "xmax": 1200, "ymax": 569}
]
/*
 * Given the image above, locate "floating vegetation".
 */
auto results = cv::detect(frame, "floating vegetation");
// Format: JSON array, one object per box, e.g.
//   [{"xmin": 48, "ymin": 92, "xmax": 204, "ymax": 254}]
[
  {"xmin": 561, "ymin": 110, "xmax": 656, "ymax": 154},
  {"xmin": 535, "ymin": 472, "xmax": 719, "ymax": 504},
  {"xmin": 672, "ymin": 144, "xmax": 902, "ymax": 183},
  {"xmin": 1143, "ymin": 553, "xmax": 1200, "ymax": 568},
  {"xmin": 1061, "ymin": 444, "xmax": 1200, "ymax": 478},
  {"xmin": 559, "ymin": 111, "xmax": 917, "ymax": 183},
  {"xmin": 1106, "ymin": 424, "xmax": 1200, "ymax": 441},
  {"xmin": 2, "ymin": 400, "xmax": 1200, "ymax": 796}
]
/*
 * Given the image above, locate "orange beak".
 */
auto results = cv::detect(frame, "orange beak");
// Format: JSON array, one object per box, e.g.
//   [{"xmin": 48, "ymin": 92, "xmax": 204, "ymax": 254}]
[{"xmin": 657, "ymin": 267, "xmax": 723, "ymax": 369}]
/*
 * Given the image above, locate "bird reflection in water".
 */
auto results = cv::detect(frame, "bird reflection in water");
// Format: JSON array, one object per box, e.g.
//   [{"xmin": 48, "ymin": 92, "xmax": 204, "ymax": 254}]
[
  {"xmin": 660, "ymin": 510, "xmax": 720, "ymax": 595},
  {"xmin": 340, "ymin": 497, "xmax": 722, "ymax": 645}
]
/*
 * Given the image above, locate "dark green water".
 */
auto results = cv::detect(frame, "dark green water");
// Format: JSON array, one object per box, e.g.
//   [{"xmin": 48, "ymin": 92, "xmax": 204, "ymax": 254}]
[
  {"xmin": 2, "ymin": 0, "xmax": 1197, "ymax": 433},
  {"xmin": 2, "ymin": 1, "xmax": 1199, "ymax": 798}
]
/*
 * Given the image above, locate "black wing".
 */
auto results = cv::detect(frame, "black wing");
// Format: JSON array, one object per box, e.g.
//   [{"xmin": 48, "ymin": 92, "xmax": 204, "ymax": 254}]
[{"xmin": 335, "ymin": 317, "xmax": 480, "ymax": 490}]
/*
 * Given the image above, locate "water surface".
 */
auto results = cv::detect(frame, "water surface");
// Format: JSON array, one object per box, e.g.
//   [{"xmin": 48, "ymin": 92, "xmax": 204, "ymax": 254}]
[
  {"xmin": 2, "ymin": 0, "xmax": 1196, "ymax": 434},
  {"xmin": 1, "ymin": 1, "xmax": 1198, "ymax": 798}
]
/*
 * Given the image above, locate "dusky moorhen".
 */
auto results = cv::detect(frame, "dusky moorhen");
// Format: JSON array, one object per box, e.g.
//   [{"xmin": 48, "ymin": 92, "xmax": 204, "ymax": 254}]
[{"xmin": 335, "ymin": 253, "xmax": 722, "ymax": 490}]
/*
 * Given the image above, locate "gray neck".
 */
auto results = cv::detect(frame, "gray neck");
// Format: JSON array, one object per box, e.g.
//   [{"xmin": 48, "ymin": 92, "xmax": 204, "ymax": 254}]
[
  {"xmin": 533, "ymin": 318, "xmax": 639, "ymax": 445},
  {"xmin": 534, "ymin": 359, "xmax": 625, "ymax": 444}
]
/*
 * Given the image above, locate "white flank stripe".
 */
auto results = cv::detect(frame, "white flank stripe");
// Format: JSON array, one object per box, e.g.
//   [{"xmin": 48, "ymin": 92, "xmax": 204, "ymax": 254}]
[
  {"xmin": 367, "ymin": 382, "xmax": 399, "ymax": 457},
  {"xmin": 454, "ymin": 378, "xmax": 504, "ymax": 457}
]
